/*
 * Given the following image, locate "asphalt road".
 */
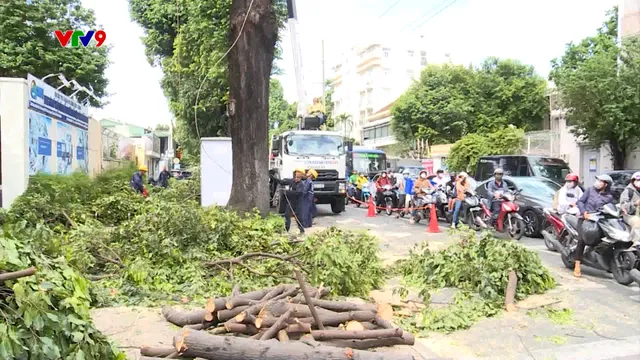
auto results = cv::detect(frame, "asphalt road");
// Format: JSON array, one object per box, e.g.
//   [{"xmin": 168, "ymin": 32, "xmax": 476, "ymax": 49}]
[{"xmin": 309, "ymin": 202, "xmax": 640, "ymax": 360}]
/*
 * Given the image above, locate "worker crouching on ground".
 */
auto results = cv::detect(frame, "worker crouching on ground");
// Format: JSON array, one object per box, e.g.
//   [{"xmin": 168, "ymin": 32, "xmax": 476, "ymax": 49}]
[
  {"xmin": 131, "ymin": 165, "xmax": 148, "ymax": 197},
  {"xmin": 303, "ymin": 169, "xmax": 319, "ymax": 228},
  {"xmin": 270, "ymin": 168, "xmax": 307, "ymax": 234}
]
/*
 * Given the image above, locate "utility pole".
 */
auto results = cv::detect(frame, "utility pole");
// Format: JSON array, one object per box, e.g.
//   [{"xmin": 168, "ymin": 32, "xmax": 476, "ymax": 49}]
[{"xmin": 321, "ymin": 39, "xmax": 326, "ymax": 111}]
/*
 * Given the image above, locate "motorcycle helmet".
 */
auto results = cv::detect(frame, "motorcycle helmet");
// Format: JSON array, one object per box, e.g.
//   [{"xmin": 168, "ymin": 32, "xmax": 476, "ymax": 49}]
[
  {"xmin": 419, "ymin": 170, "xmax": 428, "ymax": 178},
  {"xmin": 565, "ymin": 173, "xmax": 579, "ymax": 182},
  {"xmin": 595, "ymin": 174, "xmax": 613, "ymax": 190}
]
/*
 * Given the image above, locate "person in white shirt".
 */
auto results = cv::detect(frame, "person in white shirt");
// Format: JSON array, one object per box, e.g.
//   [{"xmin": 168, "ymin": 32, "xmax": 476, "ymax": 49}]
[
  {"xmin": 557, "ymin": 173, "xmax": 583, "ymax": 215},
  {"xmin": 431, "ymin": 169, "xmax": 449, "ymax": 189}
]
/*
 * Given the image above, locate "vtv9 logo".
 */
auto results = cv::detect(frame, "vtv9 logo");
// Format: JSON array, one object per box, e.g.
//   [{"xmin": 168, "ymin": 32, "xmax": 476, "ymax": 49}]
[{"xmin": 54, "ymin": 30, "xmax": 106, "ymax": 48}]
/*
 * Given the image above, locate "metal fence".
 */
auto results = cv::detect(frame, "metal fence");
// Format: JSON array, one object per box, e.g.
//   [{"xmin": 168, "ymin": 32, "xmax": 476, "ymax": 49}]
[{"xmin": 521, "ymin": 130, "xmax": 561, "ymax": 157}]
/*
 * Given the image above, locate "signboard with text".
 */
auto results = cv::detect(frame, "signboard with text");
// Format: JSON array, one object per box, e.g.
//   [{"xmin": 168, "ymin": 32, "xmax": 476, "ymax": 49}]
[{"xmin": 27, "ymin": 74, "xmax": 89, "ymax": 130}]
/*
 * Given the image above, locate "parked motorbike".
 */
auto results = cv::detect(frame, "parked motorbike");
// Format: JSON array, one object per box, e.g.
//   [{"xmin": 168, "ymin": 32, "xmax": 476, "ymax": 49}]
[
  {"xmin": 479, "ymin": 189, "xmax": 525, "ymax": 240},
  {"xmin": 376, "ymin": 184, "xmax": 398, "ymax": 216},
  {"xmin": 411, "ymin": 188, "xmax": 436, "ymax": 223},
  {"xmin": 357, "ymin": 182, "xmax": 371, "ymax": 208},
  {"xmin": 541, "ymin": 208, "xmax": 580, "ymax": 252},
  {"xmin": 548, "ymin": 203, "xmax": 637, "ymax": 285}
]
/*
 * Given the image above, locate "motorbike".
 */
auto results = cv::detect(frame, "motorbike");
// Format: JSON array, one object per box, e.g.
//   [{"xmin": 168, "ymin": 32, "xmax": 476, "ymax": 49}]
[
  {"xmin": 376, "ymin": 184, "xmax": 398, "ymax": 216},
  {"xmin": 541, "ymin": 208, "xmax": 580, "ymax": 252},
  {"xmin": 432, "ymin": 186, "xmax": 449, "ymax": 220},
  {"xmin": 358, "ymin": 182, "xmax": 371, "ymax": 208},
  {"xmin": 547, "ymin": 203, "xmax": 638, "ymax": 285},
  {"xmin": 451, "ymin": 189, "xmax": 487, "ymax": 230},
  {"xmin": 479, "ymin": 189, "xmax": 525, "ymax": 240},
  {"xmin": 346, "ymin": 183, "xmax": 357, "ymax": 205},
  {"xmin": 411, "ymin": 187, "xmax": 436, "ymax": 223}
]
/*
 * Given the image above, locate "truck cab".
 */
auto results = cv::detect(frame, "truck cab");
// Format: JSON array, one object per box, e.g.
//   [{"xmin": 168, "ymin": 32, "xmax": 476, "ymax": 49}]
[{"xmin": 269, "ymin": 129, "xmax": 347, "ymax": 214}]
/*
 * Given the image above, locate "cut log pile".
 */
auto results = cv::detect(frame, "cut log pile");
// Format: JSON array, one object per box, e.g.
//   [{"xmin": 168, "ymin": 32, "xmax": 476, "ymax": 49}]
[{"xmin": 144, "ymin": 271, "xmax": 417, "ymax": 360}]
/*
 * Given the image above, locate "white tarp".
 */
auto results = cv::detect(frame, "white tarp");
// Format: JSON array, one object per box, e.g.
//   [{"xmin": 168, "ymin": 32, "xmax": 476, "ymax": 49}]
[{"xmin": 200, "ymin": 137, "xmax": 232, "ymax": 207}]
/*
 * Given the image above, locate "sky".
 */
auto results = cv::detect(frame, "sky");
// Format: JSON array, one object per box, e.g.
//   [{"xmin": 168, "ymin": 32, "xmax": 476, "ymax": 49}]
[{"xmin": 81, "ymin": 0, "xmax": 618, "ymax": 127}]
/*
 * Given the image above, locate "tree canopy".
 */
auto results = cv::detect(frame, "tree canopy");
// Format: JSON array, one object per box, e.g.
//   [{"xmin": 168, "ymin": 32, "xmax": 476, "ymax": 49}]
[
  {"xmin": 129, "ymin": 0, "xmax": 287, "ymax": 158},
  {"xmin": 549, "ymin": 7, "xmax": 640, "ymax": 169},
  {"xmin": 391, "ymin": 58, "xmax": 547, "ymax": 145},
  {"xmin": 446, "ymin": 127, "xmax": 524, "ymax": 173},
  {"xmin": 0, "ymin": 0, "xmax": 109, "ymax": 106}
]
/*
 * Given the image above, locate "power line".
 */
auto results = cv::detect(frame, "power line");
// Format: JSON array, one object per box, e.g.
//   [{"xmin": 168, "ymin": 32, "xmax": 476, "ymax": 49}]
[
  {"xmin": 377, "ymin": 0, "xmax": 403, "ymax": 19},
  {"xmin": 411, "ymin": 0, "xmax": 459, "ymax": 31},
  {"xmin": 399, "ymin": 0, "xmax": 451, "ymax": 32}
]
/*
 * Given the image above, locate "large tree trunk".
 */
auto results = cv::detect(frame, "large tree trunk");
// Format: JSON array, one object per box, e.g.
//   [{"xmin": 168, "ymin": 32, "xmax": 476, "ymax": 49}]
[
  {"xmin": 609, "ymin": 141, "xmax": 627, "ymax": 170},
  {"xmin": 227, "ymin": 0, "xmax": 278, "ymax": 215}
]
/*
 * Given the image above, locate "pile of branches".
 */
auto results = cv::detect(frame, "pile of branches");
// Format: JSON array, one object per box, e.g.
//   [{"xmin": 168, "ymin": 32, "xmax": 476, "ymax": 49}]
[{"xmin": 140, "ymin": 271, "xmax": 416, "ymax": 360}]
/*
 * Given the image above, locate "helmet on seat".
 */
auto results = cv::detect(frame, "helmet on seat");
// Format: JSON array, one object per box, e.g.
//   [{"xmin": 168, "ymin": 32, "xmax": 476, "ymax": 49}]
[{"xmin": 565, "ymin": 173, "xmax": 579, "ymax": 182}]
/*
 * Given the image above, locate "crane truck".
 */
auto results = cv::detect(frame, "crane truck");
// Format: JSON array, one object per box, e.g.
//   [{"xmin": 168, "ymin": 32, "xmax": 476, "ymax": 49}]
[{"xmin": 269, "ymin": 0, "xmax": 348, "ymax": 214}]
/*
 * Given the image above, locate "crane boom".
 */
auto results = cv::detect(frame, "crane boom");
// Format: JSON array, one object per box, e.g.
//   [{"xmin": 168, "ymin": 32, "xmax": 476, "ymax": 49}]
[{"xmin": 287, "ymin": 0, "xmax": 307, "ymax": 120}]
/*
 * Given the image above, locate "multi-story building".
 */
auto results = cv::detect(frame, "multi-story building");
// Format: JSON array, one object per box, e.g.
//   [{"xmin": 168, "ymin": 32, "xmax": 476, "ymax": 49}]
[{"xmin": 329, "ymin": 41, "xmax": 427, "ymax": 144}]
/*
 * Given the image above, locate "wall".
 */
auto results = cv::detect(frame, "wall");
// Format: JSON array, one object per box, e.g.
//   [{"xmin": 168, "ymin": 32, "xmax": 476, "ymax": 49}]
[
  {"xmin": 87, "ymin": 117, "xmax": 102, "ymax": 177},
  {"xmin": 0, "ymin": 78, "xmax": 29, "ymax": 208}
]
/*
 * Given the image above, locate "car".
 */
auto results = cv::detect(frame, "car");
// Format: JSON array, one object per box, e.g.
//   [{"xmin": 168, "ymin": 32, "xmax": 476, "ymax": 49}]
[
  {"xmin": 171, "ymin": 170, "xmax": 193, "ymax": 180},
  {"xmin": 474, "ymin": 176, "xmax": 561, "ymax": 237},
  {"xmin": 475, "ymin": 155, "xmax": 572, "ymax": 186},
  {"xmin": 603, "ymin": 170, "xmax": 640, "ymax": 201}
]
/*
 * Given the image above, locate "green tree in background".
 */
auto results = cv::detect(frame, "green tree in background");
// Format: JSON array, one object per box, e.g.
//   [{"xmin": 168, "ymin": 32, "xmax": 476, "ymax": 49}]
[
  {"xmin": 391, "ymin": 59, "xmax": 547, "ymax": 146},
  {"xmin": 447, "ymin": 127, "xmax": 524, "ymax": 173},
  {"xmin": 550, "ymin": 7, "xmax": 640, "ymax": 170},
  {"xmin": 0, "ymin": 0, "xmax": 109, "ymax": 106},
  {"xmin": 129, "ymin": 0, "xmax": 287, "ymax": 159}
]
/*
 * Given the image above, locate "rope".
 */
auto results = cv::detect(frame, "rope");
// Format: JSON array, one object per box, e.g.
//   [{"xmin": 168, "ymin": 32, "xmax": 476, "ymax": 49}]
[{"xmin": 346, "ymin": 194, "xmax": 434, "ymax": 212}]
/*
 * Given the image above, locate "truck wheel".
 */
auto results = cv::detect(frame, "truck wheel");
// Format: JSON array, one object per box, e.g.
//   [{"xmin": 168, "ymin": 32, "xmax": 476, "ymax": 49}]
[{"xmin": 331, "ymin": 199, "xmax": 345, "ymax": 214}]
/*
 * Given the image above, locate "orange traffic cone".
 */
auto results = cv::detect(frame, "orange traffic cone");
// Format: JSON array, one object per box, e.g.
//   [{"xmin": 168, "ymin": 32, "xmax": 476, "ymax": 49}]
[
  {"xmin": 367, "ymin": 196, "xmax": 376, "ymax": 217},
  {"xmin": 428, "ymin": 204, "xmax": 440, "ymax": 233}
]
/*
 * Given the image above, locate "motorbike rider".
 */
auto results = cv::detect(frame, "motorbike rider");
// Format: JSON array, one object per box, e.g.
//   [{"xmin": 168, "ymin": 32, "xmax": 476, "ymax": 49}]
[
  {"xmin": 556, "ymin": 173, "xmax": 583, "ymax": 215},
  {"xmin": 451, "ymin": 172, "xmax": 470, "ymax": 229},
  {"xmin": 574, "ymin": 174, "xmax": 615, "ymax": 277},
  {"xmin": 487, "ymin": 168, "xmax": 509, "ymax": 224},
  {"xmin": 432, "ymin": 169, "xmax": 448, "ymax": 189},
  {"xmin": 409, "ymin": 170, "xmax": 432, "ymax": 224},
  {"xmin": 620, "ymin": 172, "xmax": 640, "ymax": 216},
  {"xmin": 356, "ymin": 172, "xmax": 368, "ymax": 200},
  {"xmin": 348, "ymin": 170, "xmax": 359, "ymax": 198},
  {"xmin": 375, "ymin": 171, "xmax": 392, "ymax": 207}
]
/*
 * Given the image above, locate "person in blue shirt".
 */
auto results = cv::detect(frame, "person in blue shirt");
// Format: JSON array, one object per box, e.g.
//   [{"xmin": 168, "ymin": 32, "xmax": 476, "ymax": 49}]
[
  {"xmin": 404, "ymin": 170, "xmax": 416, "ymax": 223},
  {"xmin": 130, "ymin": 165, "xmax": 147, "ymax": 194}
]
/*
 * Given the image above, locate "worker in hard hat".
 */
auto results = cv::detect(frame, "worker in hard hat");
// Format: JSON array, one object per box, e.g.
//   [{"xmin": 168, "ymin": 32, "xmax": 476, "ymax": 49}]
[
  {"xmin": 302, "ymin": 169, "xmax": 319, "ymax": 228},
  {"xmin": 270, "ymin": 168, "xmax": 307, "ymax": 234},
  {"xmin": 131, "ymin": 165, "xmax": 148, "ymax": 195}
]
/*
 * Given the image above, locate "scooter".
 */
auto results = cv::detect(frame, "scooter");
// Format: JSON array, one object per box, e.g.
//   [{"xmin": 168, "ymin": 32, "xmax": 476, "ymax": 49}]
[
  {"xmin": 411, "ymin": 188, "xmax": 435, "ymax": 223},
  {"xmin": 377, "ymin": 184, "xmax": 399, "ymax": 216},
  {"xmin": 541, "ymin": 208, "xmax": 580, "ymax": 252},
  {"xmin": 358, "ymin": 182, "xmax": 371, "ymax": 208},
  {"xmin": 479, "ymin": 190, "xmax": 525, "ymax": 240},
  {"xmin": 433, "ymin": 187, "xmax": 449, "ymax": 221},
  {"xmin": 457, "ymin": 189, "xmax": 487, "ymax": 230},
  {"xmin": 548, "ymin": 203, "xmax": 638, "ymax": 285}
]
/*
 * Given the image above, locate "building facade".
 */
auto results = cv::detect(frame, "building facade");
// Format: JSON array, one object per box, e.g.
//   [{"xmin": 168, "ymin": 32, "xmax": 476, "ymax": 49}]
[
  {"xmin": 0, "ymin": 75, "xmax": 102, "ymax": 208},
  {"xmin": 330, "ymin": 41, "xmax": 426, "ymax": 143}
]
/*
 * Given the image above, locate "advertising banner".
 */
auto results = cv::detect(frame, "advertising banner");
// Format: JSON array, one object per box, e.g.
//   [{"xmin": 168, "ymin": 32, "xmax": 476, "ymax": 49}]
[
  {"xmin": 27, "ymin": 73, "xmax": 89, "ymax": 131},
  {"xmin": 76, "ymin": 128, "xmax": 88, "ymax": 173},
  {"xmin": 28, "ymin": 110, "xmax": 53, "ymax": 175},
  {"xmin": 56, "ymin": 122, "xmax": 73, "ymax": 174}
]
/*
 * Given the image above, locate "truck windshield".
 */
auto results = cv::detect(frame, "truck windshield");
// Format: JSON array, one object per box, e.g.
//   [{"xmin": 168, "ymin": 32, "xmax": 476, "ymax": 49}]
[
  {"xmin": 284, "ymin": 134, "xmax": 344, "ymax": 156},
  {"xmin": 353, "ymin": 152, "xmax": 387, "ymax": 173}
]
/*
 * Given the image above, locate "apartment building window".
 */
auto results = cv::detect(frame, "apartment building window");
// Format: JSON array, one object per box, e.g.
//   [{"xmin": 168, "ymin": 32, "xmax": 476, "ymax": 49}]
[
  {"xmin": 383, "ymin": 47, "xmax": 390, "ymax": 58},
  {"xmin": 420, "ymin": 51, "xmax": 427, "ymax": 66},
  {"xmin": 367, "ymin": 108, "xmax": 373, "ymax": 116},
  {"xmin": 380, "ymin": 125, "xmax": 389, "ymax": 137},
  {"xmin": 407, "ymin": 50, "xmax": 414, "ymax": 57},
  {"xmin": 359, "ymin": 110, "xmax": 366, "ymax": 122}
]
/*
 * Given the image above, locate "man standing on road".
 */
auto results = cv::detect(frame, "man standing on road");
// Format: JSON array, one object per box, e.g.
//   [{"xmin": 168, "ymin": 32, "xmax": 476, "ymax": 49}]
[
  {"xmin": 271, "ymin": 169, "xmax": 307, "ymax": 234},
  {"xmin": 158, "ymin": 166, "xmax": 171, "ymax": 188},
  {"xmin": 303, "ymin": 169, "xmax": 318, "ymax": 228}
]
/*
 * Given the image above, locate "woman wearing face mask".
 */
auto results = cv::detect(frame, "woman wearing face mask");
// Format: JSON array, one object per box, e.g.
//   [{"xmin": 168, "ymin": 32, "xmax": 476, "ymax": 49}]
[
  {"xmin": 573, "ymin": 174, "xmax": 615, "ymax": 277},
  {"xmin": 375, "ymin": 171, "xmax": 392, "ymax": 207},
  {"xmin": 556, "ymin": 173, "xmax": 583, "ymax": 215},
  {"xmin": 620, "ymin": 172, "xmax": 640, "ymax": 217}
]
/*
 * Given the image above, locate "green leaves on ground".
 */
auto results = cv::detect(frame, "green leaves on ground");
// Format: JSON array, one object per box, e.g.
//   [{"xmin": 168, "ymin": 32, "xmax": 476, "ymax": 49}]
[
  {"xmin": 4, "ymin": 166, "xmax": 385, "ymax": 309},
  {"xmin": 0, "ymin": 0, "xmax": 109, "ymax": 107},
  {"xmin": 446, "ymin": 126, "xmax": 524, "ymax": 173},
  {"xmin": 391, "ymin": 58, "xmax": 547, "ymax": 145},
  {"xmin": 0, "ymin": 223, "xmax": 125, "ymax": 360},
  {"xmin": 549, "ymin": 7, "xmax": 640, "ymax": 169},
  {"xmin": 395, "ymin": 229, "xmax": 555, "ymax": 333}
]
